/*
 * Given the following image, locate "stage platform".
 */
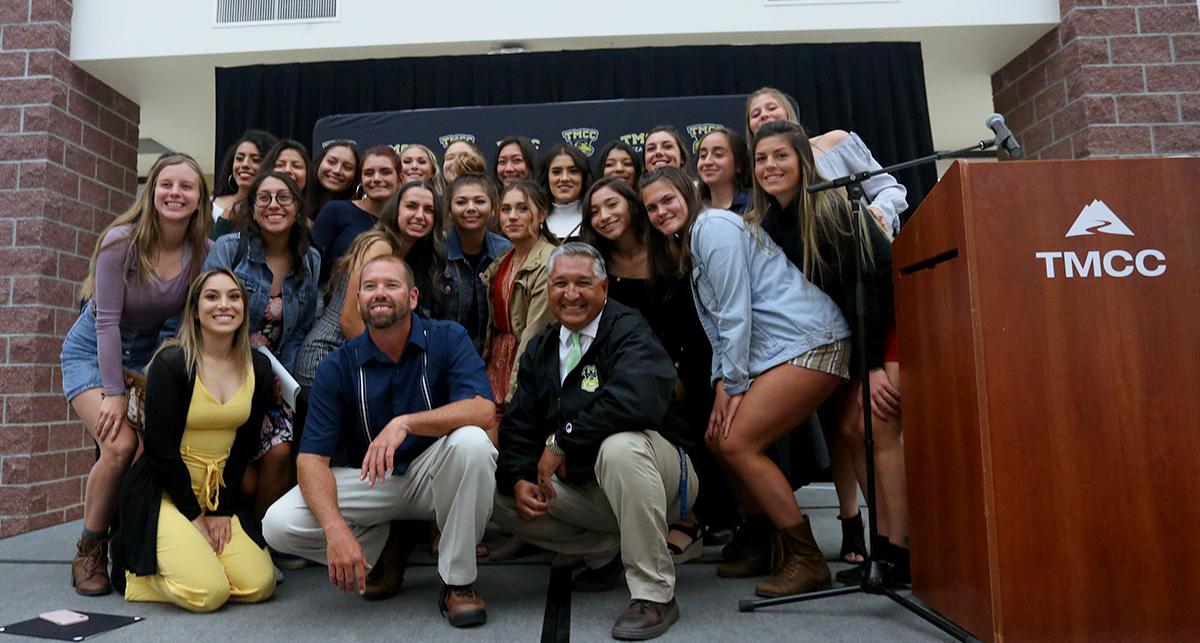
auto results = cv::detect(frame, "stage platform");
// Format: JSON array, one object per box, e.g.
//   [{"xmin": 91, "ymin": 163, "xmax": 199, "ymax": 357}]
[{"xmin": 0, "ymin": 486, "xmax": 945, "ymax": 642}]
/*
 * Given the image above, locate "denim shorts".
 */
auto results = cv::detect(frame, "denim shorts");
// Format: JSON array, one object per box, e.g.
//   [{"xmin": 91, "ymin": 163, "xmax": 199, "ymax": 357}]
[{"xmin": 60, "ymin": 305, "xmax": 161, "ymax": 402}]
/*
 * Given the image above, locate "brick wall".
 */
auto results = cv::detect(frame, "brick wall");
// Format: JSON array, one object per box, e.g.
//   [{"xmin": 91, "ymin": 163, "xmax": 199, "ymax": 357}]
[
  {"xmin": 993, "ymin": 0, "xmax": 1200, "ymax": 159},
  {"xmin": 1, "ymin": 0, "xmax": 139, "ymax": 537}
]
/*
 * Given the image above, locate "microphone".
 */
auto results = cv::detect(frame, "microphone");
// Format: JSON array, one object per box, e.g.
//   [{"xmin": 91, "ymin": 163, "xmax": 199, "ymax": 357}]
[{"xmin": 985, "ymin": 113, "xmax": 1024, "ymax": 159}]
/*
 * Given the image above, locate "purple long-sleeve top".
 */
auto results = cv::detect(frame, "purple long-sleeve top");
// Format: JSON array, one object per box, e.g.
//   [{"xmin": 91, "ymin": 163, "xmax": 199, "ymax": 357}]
[{"xmin": 92, "ymin": 224, "xmax": 205, "ymax": 396}]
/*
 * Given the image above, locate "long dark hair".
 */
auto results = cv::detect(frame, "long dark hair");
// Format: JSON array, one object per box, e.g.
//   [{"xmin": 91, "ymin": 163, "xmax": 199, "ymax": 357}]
[
  {"xmin": 310, "ymin": 140, "xmax": 360, "ymax": 214},
  {"xmin": 538, "ymin": 144, "xmax": 592, "ymax": 205},
  {"xmin": 240, "ymin": 171, "xmax": 313, "ymax": 286},
  {"xmin": 597, "ymin": 140, "xmax": 644, "ymax": 188},
  {"xmin": 213, "ymin": 130, "xmax": 278, "ymax": 197},
  {"xmin": 378, "ymin": 180, "xmax": 447, "ymax": 314},
  {"xmin": 644, "ymin": 125, "xmax": 693, "ymax": 175},
  {"xmin": 261, "ymin": 139, "xmax": 314, "ymax": 214},
  {"xmin": 580, "ymin": 176, "xmax": 649, "ymax": 268},
  {"xmin": 640, "ymin": 167, "xmax": 703, "ymax": 282},
  {"xmin": 493, "ymin": 136, "xmax": 539, "ymax": 186},
  {"xmin": 697, "ymin": 127, "xmax": 752, "ymax": 202}
]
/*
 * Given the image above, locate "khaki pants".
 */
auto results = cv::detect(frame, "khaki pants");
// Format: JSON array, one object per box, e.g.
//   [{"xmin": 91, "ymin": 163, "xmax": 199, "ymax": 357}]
[
  {"xmin": 263, "ymin": 426, "xmax": 496, "ymax": 586},
  {"xmin": 493, "ymin": 430, "xmax": 697, "ymax": 603}
]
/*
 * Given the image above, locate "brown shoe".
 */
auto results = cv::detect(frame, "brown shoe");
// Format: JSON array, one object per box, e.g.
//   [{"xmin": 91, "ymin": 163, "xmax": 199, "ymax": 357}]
[
  {"xmin": 754, "ymin": 519, "xmax": 832, "ymax": 597},
  {"xmin": 363, "ymin": 522, "xmax": 413, "ymax": 601},
  {"xmin": 439, "ymin": 582, "xmax": 487, "ymax": 628},
  {"xmin": 72, "ymin": 534, "xmax": 112, "ymax": 596},
  {"xmin": 716, "ymin": 519, "xmax": 776, "ymax": 578},
  {"xmin": 611, "ymin": 598, "xmax": 680, "ymax": 640}
]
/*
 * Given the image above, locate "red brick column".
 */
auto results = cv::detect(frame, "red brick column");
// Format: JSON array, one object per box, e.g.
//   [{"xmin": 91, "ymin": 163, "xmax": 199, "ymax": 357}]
[
  {"xmin": 1, "ymin": 0, "xmax": 139, "ymax": 537},
  {"xmin": 992, "ymin": 0, "xmax": 1200, "ymax": 159}
]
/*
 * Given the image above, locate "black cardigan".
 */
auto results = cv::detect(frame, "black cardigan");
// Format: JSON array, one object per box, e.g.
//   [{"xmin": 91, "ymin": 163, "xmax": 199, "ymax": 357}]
[{"xmin": 114, "ymin": 346, "xmax": 273, "ymax": 577}]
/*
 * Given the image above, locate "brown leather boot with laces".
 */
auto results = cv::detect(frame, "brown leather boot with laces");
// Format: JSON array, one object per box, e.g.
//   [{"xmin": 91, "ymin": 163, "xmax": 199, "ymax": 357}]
[
  {"xmin": 754, "ymin": 519, "xmax": 832, "ymax": 597},
  {"xmin": 716, "ymin": 517, "xmax": 776, "ymax": 578},
  {"xmin": 72, "ymin": 534, "xmax": 112, "ymax": 596}
]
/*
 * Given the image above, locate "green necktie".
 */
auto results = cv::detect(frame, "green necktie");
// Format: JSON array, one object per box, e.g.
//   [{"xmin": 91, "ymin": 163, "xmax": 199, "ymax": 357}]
[{"xmin": 565, "ymin": 331, "xmax": 583, "ymax": 374}]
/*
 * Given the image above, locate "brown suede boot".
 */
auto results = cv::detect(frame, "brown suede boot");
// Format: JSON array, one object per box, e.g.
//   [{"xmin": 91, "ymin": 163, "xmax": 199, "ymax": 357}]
[
  {"xmin": 754, "ymin": 520, "xmax": 831, "ymax": 597},
  {"xmin": 716, "ymin": 517, "xmax": 775, "ymax": 578},
  {"xmin": 72, "ymin": 534, "xmax": 112, "ymax": 596}
]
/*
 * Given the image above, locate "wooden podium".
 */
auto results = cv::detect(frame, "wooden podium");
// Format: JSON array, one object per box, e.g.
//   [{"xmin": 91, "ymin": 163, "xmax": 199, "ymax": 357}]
[{"xmin": 893, "ymin": 159, "xmax": 1200, "ymax": 642}]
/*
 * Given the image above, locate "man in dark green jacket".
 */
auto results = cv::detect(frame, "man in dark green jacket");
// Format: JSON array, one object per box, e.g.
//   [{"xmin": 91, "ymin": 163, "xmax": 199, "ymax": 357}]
[{"xmin": 494, "ymin": 242, "xmax": 697, "ymax": 641}]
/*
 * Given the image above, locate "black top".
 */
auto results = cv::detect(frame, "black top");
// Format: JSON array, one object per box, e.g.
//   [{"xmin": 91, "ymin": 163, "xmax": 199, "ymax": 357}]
[
  {"xmin": 607, "ymin": 274, "xmax": 714, "ymax": 442},
  {"xmin": 311, "ymin": 200, "xmax": 375, "ymax": 285},
  {"xmin": 114, "ymin": 347, "xmax": 274, "ymax": 577},
  {"xmin": 497, "ymin": 300, "xmax": 690, "ymax": 491},
  {"xmin": 760, "ymin": 201, "xmax": 895, "ymax": 371}
]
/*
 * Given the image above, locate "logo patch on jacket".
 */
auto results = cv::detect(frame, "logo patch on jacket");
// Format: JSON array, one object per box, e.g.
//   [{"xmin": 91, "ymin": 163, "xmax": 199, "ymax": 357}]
[{"xmin": 580, "ymin": 364, "xmax": 599, "ymax": 393}]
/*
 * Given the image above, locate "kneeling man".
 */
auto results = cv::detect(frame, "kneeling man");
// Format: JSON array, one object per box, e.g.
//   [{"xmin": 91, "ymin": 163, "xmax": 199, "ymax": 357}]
[
  {"xmin": 263, "ymin": 255, "xmax": 496, "ymax": 628},
  {"xmin": 494, "ymin": 243, "xmax": 697, "ymax": 641}
]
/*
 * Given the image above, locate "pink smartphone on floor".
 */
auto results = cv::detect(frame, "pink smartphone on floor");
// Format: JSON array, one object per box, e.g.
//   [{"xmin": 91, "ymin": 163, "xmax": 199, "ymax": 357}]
[{"xmin": 39, "ymin": 610, "xmax": 89, "ymax": 626}]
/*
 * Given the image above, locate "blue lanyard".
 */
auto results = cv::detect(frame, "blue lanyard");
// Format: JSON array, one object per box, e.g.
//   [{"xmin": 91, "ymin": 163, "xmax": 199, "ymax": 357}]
[{"xmin": 677, "ymin": 446, "xmax": 689, "ymax": 521}]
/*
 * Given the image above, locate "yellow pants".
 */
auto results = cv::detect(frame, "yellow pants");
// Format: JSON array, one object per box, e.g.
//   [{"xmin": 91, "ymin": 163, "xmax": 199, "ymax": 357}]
[{"xmin": 125, "ymin": 496, "xmax": 275, "ymax": 612}]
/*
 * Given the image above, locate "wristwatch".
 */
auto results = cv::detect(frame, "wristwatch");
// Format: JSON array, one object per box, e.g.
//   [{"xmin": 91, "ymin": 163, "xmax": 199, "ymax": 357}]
[{"xmin": 545, "ymin": 433, "xmax": 564, "ymax": 455}]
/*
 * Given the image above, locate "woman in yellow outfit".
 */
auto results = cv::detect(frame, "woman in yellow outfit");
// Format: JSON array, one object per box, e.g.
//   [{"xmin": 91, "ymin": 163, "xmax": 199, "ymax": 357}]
[{"xmin": 111, "ymin": 268, "xmax": 276, "ymax": 612}]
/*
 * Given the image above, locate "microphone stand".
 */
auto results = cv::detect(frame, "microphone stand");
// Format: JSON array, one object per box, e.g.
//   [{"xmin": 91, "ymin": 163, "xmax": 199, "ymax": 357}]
[{"xmin": 737, "ymin": 138, "xmax": 1004, "ymax": 642}]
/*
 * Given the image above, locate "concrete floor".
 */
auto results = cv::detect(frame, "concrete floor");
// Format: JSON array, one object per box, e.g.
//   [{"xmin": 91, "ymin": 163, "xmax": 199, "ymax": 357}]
[{"xmin": 0, "ymin": 485, "xmax": 950, "ymax": 642}]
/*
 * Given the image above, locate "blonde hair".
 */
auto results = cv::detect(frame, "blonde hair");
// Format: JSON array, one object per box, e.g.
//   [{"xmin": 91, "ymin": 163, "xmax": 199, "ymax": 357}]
[
  {"xmin": 151, "ymin": 268, "xmax": 251, "ymax": 380},
  {"xmin": 745, "ymin": 87, "xmax": 800, "ymax": 141},
  {"xmin": 746, "ymin": 120, "xmax": 870, "ymax": 278},
  {"xmin": 330, "ymin": 228, "xmax": 406, "ymax": 282},
  {"xmin": 79, "ymin": 154, "xmax": 212, "ymax": 302}
]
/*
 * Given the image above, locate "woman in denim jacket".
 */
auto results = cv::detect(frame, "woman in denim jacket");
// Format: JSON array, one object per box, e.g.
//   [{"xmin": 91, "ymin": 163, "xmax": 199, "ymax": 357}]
[
  {"xmin": 443, "ymin": 174, "xmax": 512, "ymax": 354},
  {"xmin": 641, "ymin": 167, "xmax": 850, "ymax": 599},
  {"xmin": 204, "ymin": 171, "xmax": 320, "ymax": 526}
]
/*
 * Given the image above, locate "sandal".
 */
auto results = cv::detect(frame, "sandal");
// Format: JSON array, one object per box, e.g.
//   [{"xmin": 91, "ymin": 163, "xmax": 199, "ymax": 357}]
[
  {"xmin": 838, "ymin": 513, "xmax": 866, "ymax": 564},
  {"xmin": 667, "ymin": 521, "xmax": 704, "ymax": 565}
]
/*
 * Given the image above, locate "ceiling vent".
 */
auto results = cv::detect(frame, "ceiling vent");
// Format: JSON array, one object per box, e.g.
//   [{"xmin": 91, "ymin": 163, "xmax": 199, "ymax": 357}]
[{"xmin": 215, "ymin": 0, "xmax": 338, "ymax": 26}]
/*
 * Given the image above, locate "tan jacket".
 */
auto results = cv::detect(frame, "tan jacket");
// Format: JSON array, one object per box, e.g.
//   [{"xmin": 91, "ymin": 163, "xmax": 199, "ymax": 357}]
[{"xmin": 481, "ymin": 238, "xmax": 557, "ymax": 403}]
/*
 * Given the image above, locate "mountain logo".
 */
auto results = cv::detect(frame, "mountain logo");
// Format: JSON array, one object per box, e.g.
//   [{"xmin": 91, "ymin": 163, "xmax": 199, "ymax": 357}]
[{"xmin": 1065, "ymin": 200, "xmax": 1134, "ymax": 238}]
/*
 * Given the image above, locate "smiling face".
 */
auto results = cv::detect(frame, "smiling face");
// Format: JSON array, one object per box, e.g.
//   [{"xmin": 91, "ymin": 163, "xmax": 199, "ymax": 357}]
[
  {"xmin": 154, "ymin": 162, "xmax": 203, "ymax": 227},
  {"xmin": 697, "ymin": 132, "xmax": 737, "ymax": 188},
  {"xmin": 252, "ymin": 176, "xmax": 299, "ymax": 237},
  {"xmin": 357, "ymin": 258, "xmax": 417, "ymax": 329},
  {"xmin": 450, "ymin": 184, "xmax": 492, "ymax": 235},
  {"xmin": 644, "ymin": 131, "xmax": 683, "ymax": 170},
  {"xmin": 318, "ymin": 145, "xmax": 356, "ymax": 193},
  {"xmin": 395, "ymin": 186, "xmax": 436, "ymax": 241},
  {"xmin": 754, "ymin": 134, "xmax": 802, "ymax": 208},
  {"xmin": 400, "ymin": 146, "xmax": 434, "ymax": 183},
  {"xmin": 549, "ymin": 254, "xmax": 608, "ymax": 331},
  {"xmin": 196, "ymin": 272, "xmax": 245, "ymax": 338},
  {"xmin": 499, "ymin": 188, "xmax": 544, "ymax": 243},
  {"xmin": 360, "ymin": 154, "xmax": 399, "ymax": 203},
  {"xmin": 230, "ymin": 141, "xmax": 262, "ymax": 190},
  {"xmin": 603, "ymin": 148, "xmax": 636, "ymax": 186},
  {"xmin": 495, "ymin": 143, "xmax": 529, "ymax": 187},
  {"xmin": 547, "ymin": 154, "xmax": 583, "ymax": 204},
  {"xmin": 273, "ymin": 149, "xmax": 307, "ymax": 191},
  {"xmin": 588, "ymin": 185, "xmax": 633, "ymax": 243},
  {"xmin": 747, "ymin": 92, "xmax": 791, "ymax": 137},
  {"xmin": 641, "ymin": 179, "xmax": 689, "ymax": 237}
]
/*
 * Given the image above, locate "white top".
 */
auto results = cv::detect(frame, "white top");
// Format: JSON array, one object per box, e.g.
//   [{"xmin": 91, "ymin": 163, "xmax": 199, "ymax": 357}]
[
  {"xmin": 547, "ymin": 201, "xmax": 582, "ymax": 241},
  {"xmin": 211, "ymin": 199, "xmax": 224, "ymax": 221},
  {"xmin": 558, "ymin": 308, "xmax": 603, "ymax": 384}
]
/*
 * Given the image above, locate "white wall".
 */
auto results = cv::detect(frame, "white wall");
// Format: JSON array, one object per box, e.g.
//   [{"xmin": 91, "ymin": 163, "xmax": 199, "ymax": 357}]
[{"xmin": 73, "ymin": 0, "xmax": 1058, "ymax": 61}]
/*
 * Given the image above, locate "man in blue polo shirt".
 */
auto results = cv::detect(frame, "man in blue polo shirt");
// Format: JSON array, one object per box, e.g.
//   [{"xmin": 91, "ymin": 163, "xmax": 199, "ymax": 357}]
[{"xmin": 263, "ymin": 255, "xmax": 496, "ymax": 628}]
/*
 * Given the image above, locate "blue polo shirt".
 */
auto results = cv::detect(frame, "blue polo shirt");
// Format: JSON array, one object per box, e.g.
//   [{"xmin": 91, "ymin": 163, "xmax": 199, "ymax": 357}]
[{"xmin": 301, "ymin": 314, "xmax": 493, "ymax": 474}]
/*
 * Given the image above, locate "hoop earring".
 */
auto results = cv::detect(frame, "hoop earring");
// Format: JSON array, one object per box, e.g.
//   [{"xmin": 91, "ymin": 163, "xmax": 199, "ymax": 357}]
[
  {"xmin": 227, "ymin": 174, "xmax": 236, "ymax": 189},
  {"xmin": 354, "ymin": 184, "xmax": 365, "ymax": 200}
]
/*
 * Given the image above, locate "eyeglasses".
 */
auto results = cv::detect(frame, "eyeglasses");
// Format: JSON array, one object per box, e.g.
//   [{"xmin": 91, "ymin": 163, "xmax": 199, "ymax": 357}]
[{"xmin": 255, "ymin": 192, "xmax": 295, "ymax": 207}]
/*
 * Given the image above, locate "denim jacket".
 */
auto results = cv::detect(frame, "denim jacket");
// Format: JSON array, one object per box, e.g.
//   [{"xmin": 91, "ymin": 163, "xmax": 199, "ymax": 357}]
[
  {"xmin": 689, "ymin": 209, "xmax": 850, "ymax": 395},
  {"xmin": 442, "ymin": 229, "xmax": 512, "ymax": 353},
  {"xmin": 204, "ymin": 232, "xmax": 321, "ymax": 374}
]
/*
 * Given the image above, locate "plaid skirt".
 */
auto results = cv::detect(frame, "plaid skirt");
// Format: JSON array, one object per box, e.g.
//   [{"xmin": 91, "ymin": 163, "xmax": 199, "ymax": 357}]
[{"xmin": 786, "ymin": 338, "xmax": 851, "ymax": 380}]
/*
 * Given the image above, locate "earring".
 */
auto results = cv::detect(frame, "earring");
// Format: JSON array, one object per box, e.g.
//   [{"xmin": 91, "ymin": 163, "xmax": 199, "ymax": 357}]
[
  {"xmin": 227, "ymin": 174, "xmax": 236, "ymax": 189},
  {"xmin": 354, "ymin": 184, "xmax": 364, "ymax": 200}
]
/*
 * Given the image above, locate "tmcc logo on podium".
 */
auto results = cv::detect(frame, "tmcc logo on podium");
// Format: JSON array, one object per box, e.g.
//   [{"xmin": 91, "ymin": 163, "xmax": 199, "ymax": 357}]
[{"xmin": 1034, "ymin": 200, "xmax": 1166, "ymax": 279}]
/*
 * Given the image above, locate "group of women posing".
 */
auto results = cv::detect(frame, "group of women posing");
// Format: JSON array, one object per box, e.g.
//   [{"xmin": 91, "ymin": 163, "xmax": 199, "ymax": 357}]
[{"xmin": 58, "ymin": 86, "xmax": 910, "ymax": 612}]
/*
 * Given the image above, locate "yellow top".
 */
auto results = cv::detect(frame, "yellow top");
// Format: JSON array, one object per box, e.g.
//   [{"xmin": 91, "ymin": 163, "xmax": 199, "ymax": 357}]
[{"xmin": 180, "ymin": 366, "xmax": 254, "ymax": 513}]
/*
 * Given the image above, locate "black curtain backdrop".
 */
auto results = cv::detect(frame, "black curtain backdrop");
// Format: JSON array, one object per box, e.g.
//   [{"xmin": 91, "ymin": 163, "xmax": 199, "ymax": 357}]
[{"xmin": 215, "ymin": 42, "xmax": 937, "ymax": 221}]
